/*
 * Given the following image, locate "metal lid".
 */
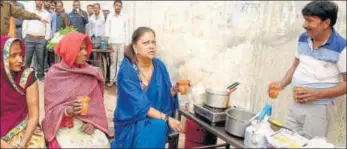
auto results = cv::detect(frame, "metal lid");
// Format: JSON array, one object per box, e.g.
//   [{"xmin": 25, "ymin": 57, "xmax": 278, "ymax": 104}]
[{"xmin": 206, "ymin": 88, "xmax": 229, "ymax": 95}]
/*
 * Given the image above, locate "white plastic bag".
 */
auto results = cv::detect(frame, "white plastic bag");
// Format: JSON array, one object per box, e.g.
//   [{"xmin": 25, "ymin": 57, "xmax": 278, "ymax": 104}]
[
  {"xmin": 303, "ymin": 137, "xmax": 334, "ymax": 148},
  {"xmin": 185, "ymin": 83, "xmax": 205, "ymax": 113}
]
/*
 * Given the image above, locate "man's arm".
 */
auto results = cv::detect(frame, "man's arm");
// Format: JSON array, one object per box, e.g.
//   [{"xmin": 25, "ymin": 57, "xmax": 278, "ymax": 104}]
[
  {"xmin": 9, "ymin": 2, "xmax": 41, "ymax": 21},
  {"xmin": 280, "ymin": 59, "xmax": 300, "ymax": 89},
  {"xmin": 44, "ymin": 14, "xmax": 51, "ymax": 40},
  {"xmin": 14, "ymin": 2, "xmax": 25, "ymax": 26},
  {"xmin": 317, "ymin": 75, "xmax": 347, "ymax": 99},
  {"xmin": 62, "ymin": 13, "xmax": 70, "ymax": 28},
  {"xmin": 22, "ymin": 20, "xmax": 27, "ymax": 39},
  {"xmin": 316, "ymin": 48, "xmax": 347, "ymax": 98},
  {"xmin": 82, "ymin": 11, "xmax": 88, "ymax": 24},
  {"xmin": 50, "ymin": 13, "xmax": 57, "ymax": 38},
  {"xmin": 67, "ymin": 13, "xmax": 72, "ymax": 27}
]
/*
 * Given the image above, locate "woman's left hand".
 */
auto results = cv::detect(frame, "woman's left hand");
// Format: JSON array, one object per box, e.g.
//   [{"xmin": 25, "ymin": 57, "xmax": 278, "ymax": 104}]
[
  {"xmin": 168, "ymin": 117, "xmax": 185, "ymax": 133},
  {"xmin": 80, "ymin": 123, "xmax": 95, "ymax": 135}
]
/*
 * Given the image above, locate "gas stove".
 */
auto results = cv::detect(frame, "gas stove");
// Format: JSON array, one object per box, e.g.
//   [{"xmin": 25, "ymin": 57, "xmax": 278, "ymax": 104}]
[{"xmin": 193, "ymin": 104, "xmax": 228, "ymax": 127}]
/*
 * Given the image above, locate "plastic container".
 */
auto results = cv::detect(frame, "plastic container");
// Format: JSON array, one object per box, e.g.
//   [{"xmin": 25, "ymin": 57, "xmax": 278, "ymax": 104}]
[
  {"xmin": 100, "ymin": 40, "xmax": 108, "ymax": 50},
  {"xmin": 100, "ymin": 37, "xmax": 108, "ymax": 50},
  {"xmin": 244, "ymin": 116, "xmax": 274, "ymax": 148}
]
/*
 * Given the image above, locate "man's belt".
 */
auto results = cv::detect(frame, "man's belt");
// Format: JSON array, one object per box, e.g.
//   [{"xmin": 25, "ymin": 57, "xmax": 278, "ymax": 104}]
[{"xmin": 27, "ymin": 34, "xmax": 45, "ymax": 39}]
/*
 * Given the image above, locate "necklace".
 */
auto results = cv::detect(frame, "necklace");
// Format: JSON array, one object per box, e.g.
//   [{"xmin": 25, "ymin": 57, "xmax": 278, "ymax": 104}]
[{"xmin": 138, "ymin": 64, "xmax": 153, "ymax": 86}]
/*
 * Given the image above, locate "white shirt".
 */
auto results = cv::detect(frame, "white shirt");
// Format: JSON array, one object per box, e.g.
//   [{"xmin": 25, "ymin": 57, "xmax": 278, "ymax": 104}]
[
  {"xmin": 90, "ymin": 13, "xmax": 105, "ymax": 37},
  {"xmin": 294, "ymin": 36, "xmax": 346, "ymax": 84},
  {"xmin": 105, "ymin": 13, "xmax": 129, "ymax": 44},
  {"xmin": 86, "ymin": 15, "xmax": 93, "ymax": 37},
  {"xmin": 292, "ymin": 32, "xmax": 346, "ymax": 104},
  {"xmin": 22, "ymin": 8, "xmax": 51, "ymax": 40}
]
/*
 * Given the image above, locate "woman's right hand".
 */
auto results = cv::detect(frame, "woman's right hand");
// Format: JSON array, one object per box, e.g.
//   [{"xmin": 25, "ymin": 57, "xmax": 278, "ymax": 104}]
[
  {"xmin": 66, "ymin": 100, "xmax": 83, "ymax": 116},
  {"xmin": 168, "ymin": 117, "xmax": 185, "ymax": 133}
]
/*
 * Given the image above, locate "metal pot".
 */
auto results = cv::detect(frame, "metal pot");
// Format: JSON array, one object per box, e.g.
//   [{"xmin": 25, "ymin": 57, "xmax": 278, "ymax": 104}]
[
  {"xmin": 204, "ymin": 88, "xmax": 230, "ymax": 109},
  {"xmin": 225, "ymin": 108, "xmax": 256, "ymax": 138}
]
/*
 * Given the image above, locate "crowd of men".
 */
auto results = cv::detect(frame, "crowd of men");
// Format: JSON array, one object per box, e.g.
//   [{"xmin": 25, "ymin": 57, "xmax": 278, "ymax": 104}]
[{"xmin": 1, "ymin": 0, "xmax": 129, "ymax": 86}]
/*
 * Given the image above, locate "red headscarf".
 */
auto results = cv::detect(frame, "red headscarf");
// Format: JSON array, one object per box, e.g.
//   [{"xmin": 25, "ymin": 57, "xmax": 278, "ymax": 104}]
[
  {"xmin": 54, "ymin": 32, "xmax": 92, "ymax": 68},
  {"xmin": 42, "ymin": 32, "xmax": 111, "ymax": 142},
  {"xmin": 0, "ymin": 35, "xmax": 34, "ymax": 137}
]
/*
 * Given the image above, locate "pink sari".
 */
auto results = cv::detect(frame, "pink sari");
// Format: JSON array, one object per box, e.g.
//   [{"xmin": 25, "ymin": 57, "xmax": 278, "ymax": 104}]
[{"xmin": 41, "ymin": 32, "xmax": 111, "ymax": 147}]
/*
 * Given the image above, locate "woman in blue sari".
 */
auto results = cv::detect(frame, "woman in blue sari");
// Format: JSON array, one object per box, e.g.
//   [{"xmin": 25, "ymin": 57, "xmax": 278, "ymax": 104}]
[{"xmin": 111, "ymin": 27, "xmax": 184, "ymax": 148}]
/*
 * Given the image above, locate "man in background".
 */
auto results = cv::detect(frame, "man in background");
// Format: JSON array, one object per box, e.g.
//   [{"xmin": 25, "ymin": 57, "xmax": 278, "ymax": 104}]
[
  {"xmin": 22, "ymin": 0, "xmax": 51, "ymax": 81},
  {"xmin": 44, "ymin": 0, "xmax": 57, "ymax": 68},
  {"xmin": 105, "ymin": 0, "xmax": 129, "ymax": 87},
  {"xmin": 90, "ymin": 3, "xmax": 105, "ymax": 37},
  {"xmin": 86, "ymin": 4, "xmax": 94, "ymax": 37},
  {"xmin": 68, "ymin": 0, "xmax": 88, "ymax": 33},
  {"xmin": 55, "ymin": 0, "xmax": 69, "ymax": 31},
  {"xmin": 53, "ymin": 0, "xmax": 69, "ymax": 64},
  {"xmin": 87, "ymin": 4, "xmax": 94, "ymax": 17},
  {"xmin": 0, "ymin": 1, "xmax": 49, "ymax": 35},
  {"xmin": 50, "ymin": 1, "xmax": 55, "ymax": 11},
  {"xmin": 11, "ymin": 0, "xmax": 25, "ymax": 39},
  {"xmin": 44, "ymin": 0, "xmax": 56, "ymax": 38}
]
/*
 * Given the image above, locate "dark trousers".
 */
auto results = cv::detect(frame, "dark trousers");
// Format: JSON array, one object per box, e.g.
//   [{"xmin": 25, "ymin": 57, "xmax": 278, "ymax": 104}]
[
  {"xmin": 46, "ymin": 51, "xmax": 55, "ymax": 69},
  {"xmin": 24, "ymin": 36, "xmax": 47, "ymax": 79}
]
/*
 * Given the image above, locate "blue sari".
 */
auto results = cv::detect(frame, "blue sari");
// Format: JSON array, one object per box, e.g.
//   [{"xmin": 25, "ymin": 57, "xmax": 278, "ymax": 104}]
[{"xmin": 111, "ymin": 57, "xmax": 179, "ymax": 148}]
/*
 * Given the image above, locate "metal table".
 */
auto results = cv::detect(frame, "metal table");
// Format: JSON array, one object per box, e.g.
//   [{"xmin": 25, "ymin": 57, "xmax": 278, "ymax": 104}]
[{"xmin": 177, "ymin": 109, "xmax": 245, "ymax": 149}]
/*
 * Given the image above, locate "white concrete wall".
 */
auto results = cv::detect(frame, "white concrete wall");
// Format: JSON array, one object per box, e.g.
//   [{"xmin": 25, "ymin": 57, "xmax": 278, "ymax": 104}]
[{"xmin": 21, "ymin": 0, "xmax": 346, "ymax": 145}]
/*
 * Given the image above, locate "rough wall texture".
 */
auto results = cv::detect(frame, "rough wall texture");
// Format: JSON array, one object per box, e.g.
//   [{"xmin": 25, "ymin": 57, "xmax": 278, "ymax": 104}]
[
  {"xmin": 21, "ymin": 0, "xmax": 346, "ymax": 145},
  {"xmin": 127, "ymin": 1, "xmax": 346, "ymax": 145}
]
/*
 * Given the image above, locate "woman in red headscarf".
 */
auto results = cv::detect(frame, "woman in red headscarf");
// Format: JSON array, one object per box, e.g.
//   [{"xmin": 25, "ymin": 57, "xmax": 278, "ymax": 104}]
[
  {"xmin": 42, "ymin": 32, "xmax": 111, "ymax": 148},
  {"xmin": 0, "ymin": 35, "xmax": 45, "ymax": 148}
]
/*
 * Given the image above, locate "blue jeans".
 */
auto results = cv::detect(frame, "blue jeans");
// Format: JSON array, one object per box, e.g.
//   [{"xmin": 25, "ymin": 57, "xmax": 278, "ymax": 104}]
[
  {"xmin": 24, "ymin": 37, "xmax": 47, "ymax": 79},
  {"xmin": 16, "ymin": 27, "xmax": 23, "ymax": 39}
]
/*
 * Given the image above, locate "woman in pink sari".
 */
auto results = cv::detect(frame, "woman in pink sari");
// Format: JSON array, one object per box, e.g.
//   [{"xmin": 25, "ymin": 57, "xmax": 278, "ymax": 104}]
[
  {"xmin": 42, "ymin": 32, "xmax": 111, "ymax": 148},
  {"xmin": 0, "ymin": 35, "xmax": 45, "ymax": 148}
]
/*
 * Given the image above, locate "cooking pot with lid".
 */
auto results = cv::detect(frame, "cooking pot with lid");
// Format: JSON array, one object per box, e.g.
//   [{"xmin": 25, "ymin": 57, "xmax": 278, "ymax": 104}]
[
  {"xmin": 204, "ymin": 82, "xmax": 240, "ymax": 109},
  {"xmin": 204, "ymin": 88, "xmax": 231, "ymax": 109}
]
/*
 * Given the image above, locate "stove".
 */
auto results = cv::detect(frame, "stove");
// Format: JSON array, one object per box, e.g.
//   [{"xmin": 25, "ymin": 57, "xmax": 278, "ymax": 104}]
[{"xmin": 193, "ymin": 104, "xmax": 228, "ymax": 127}]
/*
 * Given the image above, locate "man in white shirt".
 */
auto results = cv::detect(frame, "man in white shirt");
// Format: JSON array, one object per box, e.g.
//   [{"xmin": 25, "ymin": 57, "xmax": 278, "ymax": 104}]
[
  {"xmin": 90, "ymin": 3, "xmax": 105, "ymax": 37},
  {"xmin": 22, "ymin": 0, "xmax": 51, "ymax": 81},
  {"xmin": 105, "ymin": 0, "xmax": 129, "ymax": 87},
  {"xmin": 86, "ymin": 4, "xmax": 94, "ymax": 37},
  {"xmin": 268, "ymin": 1, "xmax": 346, "ymax": 138}
]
